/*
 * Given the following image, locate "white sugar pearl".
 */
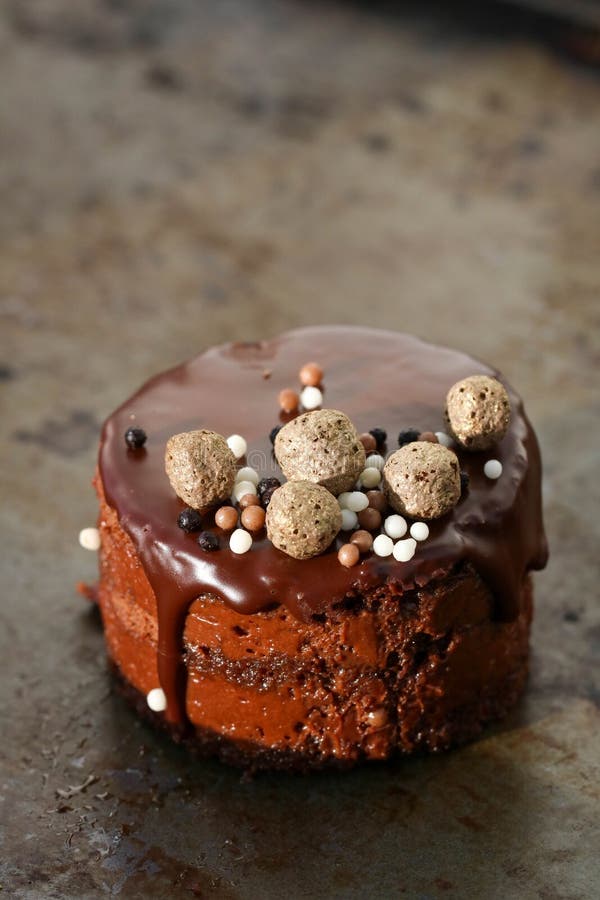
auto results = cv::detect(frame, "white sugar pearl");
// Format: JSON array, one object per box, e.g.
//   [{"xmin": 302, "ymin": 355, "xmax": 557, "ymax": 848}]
[
  {"xmin": 345, "ymin": 491, "xmax": 369, "ymax": 513},
  {"xmin": 365, "ymin": 454, "xmax": 385, "ymax": 471},
  {"xmin": 484, "ymin": 459, "xmax": 503, "ymax": 480},
  {"xmin": 227, "ymin": 434, "xmax": 247, "ymax": 459},
  {"xmin": 435, "ymin": 431, "xmax": 453, "ymax": 447},
  {"xmin": 373, "ymin": 534, "xmax": 394, "ymax": 557},
  {"xmin": 146, "ymin": 688, "xmax": 167, "ymax": 712},
  {"xmin": 360, "ymin": 467, "xmax": 381, "ymax": 488},
  {"xmin": 235, "ymin": 466, "xmax": 259, "ymax": 485},
  {"xmin": 233, "ymin": 480, "xmax": 257, "ymax": 502},
  {"xmin": 340, "ymin": 509, "xmax": 358, "ymax": 531},
  {"xmin": 79, "ymin": 527, "xmax": 100, "ymax": 551},
  {"xmin": 410, "ymin": 521, "xmax": 430, "ymax": 542},
  {"xmin": 384, "ymin": 515, "xmax": 408, "ymax": 539},
  {"xmin": 229, "ymin": 528, "xmax": 253, "ymax": 554},
  {"xmin": 337, "ymin": 492, "xmax": 352, "ymax": 509},
  {"xmin": 393, "ymin": 538, "xmax": 417, "ymax": 562},
  {"xmin": 300, "ymin": 386, "xmax": 323, "ymax": 410}
]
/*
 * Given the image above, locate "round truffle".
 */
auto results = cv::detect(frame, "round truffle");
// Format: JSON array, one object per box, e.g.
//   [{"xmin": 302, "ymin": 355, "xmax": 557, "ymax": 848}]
[
  {"xmin": 266, "ymin": 481, "xmax": 342, "ymax": 560},
  {"xmin": 383, "ymin": 442, "xmax": 460, "ymax": 520},
  {"xmin": 165, "ymin": 430, "xmax": 236, "ymax": 509},
  {"xmin": 445, "ymin": 375, "xmax": 511, "ymax": 451},
  {"xmin": 274, "ymin": 409, "xmax": 366, "ymax": 496}
]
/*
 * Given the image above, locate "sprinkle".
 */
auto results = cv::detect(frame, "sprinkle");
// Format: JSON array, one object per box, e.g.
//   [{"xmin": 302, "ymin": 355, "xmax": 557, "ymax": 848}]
[
  {"xmin": 373, "ymin": 534, "xmax": 394, "ymax": 557},
  {"xmin": 235, "ymin": 466, "xmax": 259, "ymax": 485},
  {"xmin": 233, "ymin": 480, "xmax": 258, "ymax": 502},
  {"xmin": 124, "ymin": 427, "xmax": 147, "ymax": 450},
  {"xmin": 460, "ymin": 470, "xmax": 470, "ymax": 492},
  {"xmin": 300, "ymin": 386, "xmax": 323, "ymax": 410},
  {"xmin": 360, "ymin": 467, "xmax": 381, "ymax": 488},
  {"xmin": 360, "ymin": 432, "xmax": 377, "ymax": 453},
  {"xmin": 79, "ymin": 527, "xmax": 100, "ymax": 551},
  {"xmin": 357, "ymin": 507, "xmax": 382, "ymax": 531},
  {"xmin": 484, "ymin": 459, "xmax": 503, "ymax": 480},
  {"xmin": 229, "ymin": 528, "xmax": 253, "ymax": 554},
  {"xmin": 410, "ymin": 521, "xmax": 430, "ymax": 541},
  {"xmin": 278, "ymin": 388, "xmax": 299, "ymax": 414},
  {"xmin": 365, "ymin": 453, "xmax": 385, "ymax": 471},
  {"xmin": 436, "ymin": 431, "xmax": 453, "ymax": 447},
  {"xmin": 146, "ymin": 688, "xmax": 167, "ymax": 712},
  {"xmin": 239, "ymin": 492, "xmax": 260, "ymax": 509},
  {"xmin": 299, "ymin": 362, "xmax": 323, "ymax": 387},
  {"xmin": 226, "ymin": 434, "xmax": 247, "ymax": 459},
  {"xmin": 197, "ymin": 531, "xmax": 219, "ymax": 551},
  {"xmin": 215, "ymin": 506, "xmax": 238, "ymax": 531},
  {"xmin": 340, "ymin": 509, "xmax": 358, "ymax": 531},
  {"xmin": 366, "ymin": 490, "xmax": 388, "ymax": 513},
  {"xmin": 369, "ymin": 427, "xmax": 387, "ymax": 450},
  {"xmin": 344, "ymin": 491, "xmax": 369, "ymax": 513},
  {"xmin": 338, "ymin": 543, "xmax": 360, "ymax": 568},
  {"xmin": 177, "ymin": 508, "xmax": 203, "ymax": 532},
  {"xmin": 337, "ymin": 492, "xmax": 352, "ymax": 509},
  {"xmin": 418, "ymin": 431, "xmax": 438, "ymax": 443},
  {"xmin": 398, "ymin": 428, "xmax": 420, "ymax": 447},
  {"xmin": 384, "ymin": 515, "xmax": 408, "ymax": 539},
  {"xmin": 350, "ymin": 530, "xmax": 373, "ymax": 554},
  {"xmin": 393, "ymin": 537, "xmax": 417, "ymax": 562},
  {"xmin": 241, "ymin": 505, "xmax": 266, "ymax": 532}
]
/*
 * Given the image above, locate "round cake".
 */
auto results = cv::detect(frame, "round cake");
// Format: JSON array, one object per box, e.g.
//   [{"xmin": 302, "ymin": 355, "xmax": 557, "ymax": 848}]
[{"xmin": 91, "ymin": 326, "xmax": 548, "ymax": 771}]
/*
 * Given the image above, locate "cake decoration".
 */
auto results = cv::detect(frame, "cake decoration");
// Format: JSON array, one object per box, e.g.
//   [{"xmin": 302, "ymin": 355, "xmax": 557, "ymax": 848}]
[
  {"xmin": 337, "ymin": 543, "xmax": 360, "ymax": 568},
  {"xmin": 398, "ymin": 427, "xmax": 420, "ymax": 447},
  {"xmin": 298, "ymin": 361, "xmax": 323, "ymax": 387},
  {"xmin": 124, "ymin": 426, "xmax": 147, "ymax": 450},
  {"xmin": 349, "ymin": 529, "xmax": 373, "ymax": 553},
  {"xmin": 229, "ymin": 528, "xmax": 253, "ymax": 554},
  {"xmin": 410, "ymin": 521, "xmax": 430, "ymax": 541},
  {"xmin": 338, "ymin": 491, "xmax": 369, "ymax": 512},
  {"xmin": 232, "ymin": 479, "xmax": 258, "ymax": 503},
  {"xmin": 366, "ymin": 490, "xmax": 387, "ymax": 513},
  {"xmin": 146, "ymin": 687, "xmax": 167, "ymax": 712},
  {"xmin": 240, "ymin": 505, "xmax": 266, "ymax": 532},
  {"xmin": 257, "ymin": 477, "xmax": 281, "ymax": 508},
  {"xmin": 165, "ymin": 430, "xmax": 236, "ymax": 509},
  {"xmin": 236, "ymin": 465, "xmax": 260, "ymax": 486},
  {"xmin": 278, "ymin": 388, "xmax": 299, "ymax": 414},
  {"xmin": 393, "ymin": 537, "xmax": 417, "ymax": 562},
  {"xmin": 357, "ymin": 506, "xmax": 382, "ymax": 531},
  {"xmin": 436, "ymin": 431, "xmax": 453, "ymax": 447},
  {"xmin": 383, "ymin": 514, "xmax": 408, "ymax": 539},
  {"xmin": 372, "ymin": 533, "xmax": 394, "ymax": 557},
  {"xmin": 417, "ymin": 431, "xmax": 438, "ymax": 443},
  {"xmin": 226, "ymin": 433, "xmax": 248, "ymax": 460},
  {"xmin": 265, "ymin": 480, "xmax": 342, "ymax": 559},
  {"xmin": 359, "ymin": 432, "xmax": 377, "ymax": 453},
  {"xmin": 274, "ymin": 409, "xmax": 366, "ymax": 495},
  {"xmin": 383, "ymin": 441, "xmax": 461, "ymax": 519},
  {"xmin": 484, "ymin": 459, "xmax": 503, "ymax": 480},
  {"xmin": 299, "ymin": 385, "xmax": 323, "ymax": 410},
  {"xmin": 269, "ymin": 425, "xmax": 282, "ymax": 445},
  {"xmin": 197, "ymin": 531, "xmax": 219, "ymax": 551},
  {"xmin": 79, "ymin": 526, "xmax": 100, "ymax": 551},
  {"xmin": 368, "ymin": 427, "xmax": 387, "ymax": 451},
  {"xmin": 460, "ymin": 470, "xmax": 470, "ymax": 492},
  {"xmin": 358, "ymin": 466, "xmax": 382, "ymax": 488},
  {"xmin": 214, "ymin": 505, "xmax": 238, "ymax": 531},
  {"xmin": 340, "ymin": 508, "xmax": 359, "ymax": 530},
  {"xmin": 177, "ymin": 508, "xmax": 203, "ymax": 532},
  {"xmin": 445, "ymin": 374, "xmax": 511, "ymax": 450}
]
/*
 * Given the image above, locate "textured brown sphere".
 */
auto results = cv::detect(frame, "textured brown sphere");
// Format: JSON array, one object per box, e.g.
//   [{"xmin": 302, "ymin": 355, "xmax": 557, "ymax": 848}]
[
  {"xmin": 299, "ymin": 362, "xmax": 323, "ymax": 387},
  {"xmin": 383, "ymin": 442, "xmax": 461, "ymax": 520},
  {"xmin": 266, "ymin": 481, "xmax": 342, "ymax": 560},
  {"xmin": 165, "ymin": 430, "xmax": 236, "ymax": 509},
  {"xmin": 274, "ymin": 409, "xmax": 366, "ymax": 496},
  {"xmin": 338, "ymin": 543, "xmax": 360, "ymax": 568},
  {"xmin": 241, "ymin": 505, "xmax": 266, "ymax": 532},
  {"xmin": 215, "ymin": 506, "xmax": 238, "ymax": 531},
  {"xmin": 445, "ymin": 375, "xmax": 511, "ymax": 451}
]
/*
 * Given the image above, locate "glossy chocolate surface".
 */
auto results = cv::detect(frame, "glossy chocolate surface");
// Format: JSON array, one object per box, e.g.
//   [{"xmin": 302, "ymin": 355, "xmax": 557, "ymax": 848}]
[{"xmin": 99, "ymin": 327, "xmax": 547, "ymax": 722}]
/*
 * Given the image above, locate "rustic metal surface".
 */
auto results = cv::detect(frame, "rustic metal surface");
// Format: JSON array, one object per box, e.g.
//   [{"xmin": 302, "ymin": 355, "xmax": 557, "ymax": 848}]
[{"xmin": 1, "ymin": 2, "xmax": 599, "ymax": 897}]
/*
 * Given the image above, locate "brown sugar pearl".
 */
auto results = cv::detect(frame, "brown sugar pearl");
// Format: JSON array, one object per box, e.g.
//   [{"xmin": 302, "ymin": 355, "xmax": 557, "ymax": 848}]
[
  {"xmin": 350, "ymin": 530, "xmax": 373, "ymax": 554},
  {"xmin": 357, "ymin": 507, "xmax": 382, "ymax": 531},
  {"xmin": 278, "ymin": 388, "xmax": 299, "ymax": 414},
  {"xmin": 215, "ymin": 506, "xmax": 238, "ymax": 531},
  {"xmin": 366, "ymin": 491, "xmax": 387, "ymax": 513},
  {"xmin": 241, "ymin": 505, "xmax": 266, "ymax": 532},
  {"xmin": 359, "ymin": 432, "xmax": 377, "ymax": 454},
  {"xmin": 239, "ymin": 493, "xmax": 260, "ymax": 509},
  {"xmin": 418, "ymin": 431, "xmax": 438, "ymax": 443},
  {"xmin": 338, "ymin": 543, "xmax": 360, "ymax": 568},
  {"xmin": 299, "ymin": 362, "xmax": 323, "ymax": 387}
]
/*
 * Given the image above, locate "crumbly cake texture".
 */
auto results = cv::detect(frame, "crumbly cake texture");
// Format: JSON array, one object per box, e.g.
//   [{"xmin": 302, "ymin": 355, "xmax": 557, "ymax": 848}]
[{"xmin": 88, "ymin": 326, "xmax": 547, "ymax": 771}]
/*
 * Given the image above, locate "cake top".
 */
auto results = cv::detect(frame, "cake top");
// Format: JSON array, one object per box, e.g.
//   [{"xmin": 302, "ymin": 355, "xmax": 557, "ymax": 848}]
[{"xmin": 99, "ymin": 326, "xmax": 547, "ymax": 628}]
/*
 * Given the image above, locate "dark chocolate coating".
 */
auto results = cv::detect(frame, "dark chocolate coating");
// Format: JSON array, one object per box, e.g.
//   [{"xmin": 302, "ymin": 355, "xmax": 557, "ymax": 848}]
[{"xmin": 99, "ymin": 327, "xmax": 547, "ymax": 724}]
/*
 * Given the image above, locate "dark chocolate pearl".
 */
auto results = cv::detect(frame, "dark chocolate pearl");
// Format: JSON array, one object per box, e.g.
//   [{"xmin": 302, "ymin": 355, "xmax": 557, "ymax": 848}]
[
  {"xmin": 177, "ymin": 508, "xmax": 203, "ymax": 532},
  {"xmin": 269, "ymin": 426, "xmax": 283, "ymax": 445},
  {"xmin": 197, "ymin": 531, "xmax": 219, "ymax": 551},
  {"xmin": 258, "ymin": 477, "xmax": 281, "ymax": 502},
  {"xmin": 398, "ymin": 428, "xmax": 420, "ymax": 447},
  {"xmin": 369, "ymin": 427, "xmax": 387, "ymax": 451},
  {"xmin": 460, "ymin": 470, "xmax": 470, "ymax": 493},
  {"xmin": 124, "ymin": 427, "xmax": 147, "ymax": 449},
  {"xmin": 260, "ymin": 486, "xmax": 279, "ymax": 509}
]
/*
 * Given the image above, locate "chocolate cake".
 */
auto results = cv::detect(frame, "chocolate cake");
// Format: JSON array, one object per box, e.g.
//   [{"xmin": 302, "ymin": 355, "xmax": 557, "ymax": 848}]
[{"xmin": 89, "ymin": 326, "xmax": 547, "ymax": 771}]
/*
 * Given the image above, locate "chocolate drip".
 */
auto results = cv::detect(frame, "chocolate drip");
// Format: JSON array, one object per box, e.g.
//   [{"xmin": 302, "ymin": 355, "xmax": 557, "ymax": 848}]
[{"xmin": 99, "ymin": 327, "xmax": 548, "ymax": 724}]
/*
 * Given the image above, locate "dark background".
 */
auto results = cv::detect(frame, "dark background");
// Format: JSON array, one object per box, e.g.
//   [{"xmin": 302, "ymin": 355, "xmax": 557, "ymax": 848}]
[{"xmin": 1, "ymin": 2, "xmax": 599, "ymax": 897}]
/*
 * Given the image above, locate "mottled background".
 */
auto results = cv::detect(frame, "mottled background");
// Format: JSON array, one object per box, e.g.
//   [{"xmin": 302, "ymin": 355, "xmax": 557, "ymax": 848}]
[{"xmin": 1, "ymin": 1, "xmax": 599, "ymax": 897}]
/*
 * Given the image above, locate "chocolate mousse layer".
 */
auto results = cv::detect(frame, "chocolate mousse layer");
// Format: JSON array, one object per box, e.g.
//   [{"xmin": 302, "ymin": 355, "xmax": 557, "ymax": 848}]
[{"xmin": 95, "ymin": 326, "xmax": 547, "ymax": 766}]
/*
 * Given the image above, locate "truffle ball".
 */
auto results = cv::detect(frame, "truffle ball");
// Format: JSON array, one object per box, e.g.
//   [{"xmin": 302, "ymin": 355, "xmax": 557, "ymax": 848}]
[
  {"xmin": 165, "ymin": 430, "xmax": 236, "ymax": 509},
  {"xmin": 266, "ymin": 481, "xmax": 342, "ymax": 560},
  {"xmin": 445, "ymin": 375, "xmax": 511, "ymax": 450},
  {"xmin": 274, "ymin": 409, "xmax": 366, "ymax": 496},
  {"xmin": 383, "ymin": 442, "xmax": 460, "ymax": 520}
]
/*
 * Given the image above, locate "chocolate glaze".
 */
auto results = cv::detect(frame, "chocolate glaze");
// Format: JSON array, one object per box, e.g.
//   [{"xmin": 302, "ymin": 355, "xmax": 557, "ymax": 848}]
[{"xmin": 99, "ymin": 327, "xmax": 548, "ymax": 724}]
